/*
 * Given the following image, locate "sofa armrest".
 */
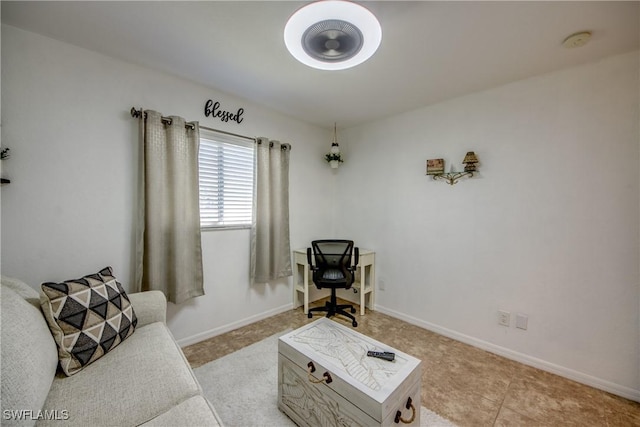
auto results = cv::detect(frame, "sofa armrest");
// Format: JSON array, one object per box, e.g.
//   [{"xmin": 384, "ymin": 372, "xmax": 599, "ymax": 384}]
[{"xmin": 128, "ymin": 291, "xmax": 167, "ymax": 327}]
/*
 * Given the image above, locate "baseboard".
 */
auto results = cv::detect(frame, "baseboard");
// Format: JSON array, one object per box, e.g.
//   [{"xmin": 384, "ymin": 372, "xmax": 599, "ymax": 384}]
[
  {"xmin": 175, "ymin": 303, "xmax": 294, "ymax": 348},
  {"xmin": 375, "ymin": 304, "xmax": 640, "ymax": 403}
]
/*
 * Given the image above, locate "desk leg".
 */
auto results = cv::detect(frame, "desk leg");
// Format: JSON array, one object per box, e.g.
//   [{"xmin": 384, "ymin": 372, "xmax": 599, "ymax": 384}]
[
  {"xmin": 360, "ymin": 264, "xmax": 366, "ymax": 315},
  {"xmin": 293, "ymin": 264, "xmax": 299, "ymax": 309},
  {"xmin": 369, "ymin": 263, "xmax": 375, "ymax": 312},
  {"xmin": 303, "ymin": 264, "xmax": 309, "ymax": 315}
]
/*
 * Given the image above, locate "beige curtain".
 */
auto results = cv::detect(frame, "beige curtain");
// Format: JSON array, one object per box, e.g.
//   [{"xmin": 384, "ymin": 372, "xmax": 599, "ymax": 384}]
[
  {"xmin": 134, "ymin": 110, "xmax": 204, "ymax": 304},
  {"xmin": 251, "ymin": 138, "xmax": 292, "ymax": 283}
]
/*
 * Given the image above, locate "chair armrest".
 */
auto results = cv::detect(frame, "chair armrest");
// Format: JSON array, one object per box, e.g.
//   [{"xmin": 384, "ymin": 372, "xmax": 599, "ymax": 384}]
[
  {"xmin": 307, "ymin": 248, "xmax": 318, "ymax": 271},
  {"xmin": 351, "ymin": 247, "xmax": 360, "ymax": 270},
  {"xmin": 128, "ymin": 290, "xmax": 167, "ymax": 327}
]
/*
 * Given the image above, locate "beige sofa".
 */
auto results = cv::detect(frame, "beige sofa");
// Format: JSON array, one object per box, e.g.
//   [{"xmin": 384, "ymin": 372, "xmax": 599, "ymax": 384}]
[{"xmin": 0, "ymin": 276, "xmax": 222, "ymax": 426}]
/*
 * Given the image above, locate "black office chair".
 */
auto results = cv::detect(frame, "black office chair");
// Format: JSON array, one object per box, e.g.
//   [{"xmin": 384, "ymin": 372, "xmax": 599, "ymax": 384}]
[{"xmin": 307, "ymin": 240, "xmax": 359, "ymax": 327}]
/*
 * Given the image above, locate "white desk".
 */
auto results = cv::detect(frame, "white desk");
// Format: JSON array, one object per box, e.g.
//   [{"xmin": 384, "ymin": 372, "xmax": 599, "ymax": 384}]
[{"xmin": 293, "ymin": 248, "xmax": 375, "ymax": 315}]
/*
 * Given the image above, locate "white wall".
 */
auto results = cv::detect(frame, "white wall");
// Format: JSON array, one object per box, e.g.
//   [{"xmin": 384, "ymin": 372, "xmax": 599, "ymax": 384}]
[
  {"xmin": 0, "ymin": 25, "xmax": 335, "ymax": 344},
  {"xmin": 336, "ymin": 51, "xmax": 640, "ymax": 400}
]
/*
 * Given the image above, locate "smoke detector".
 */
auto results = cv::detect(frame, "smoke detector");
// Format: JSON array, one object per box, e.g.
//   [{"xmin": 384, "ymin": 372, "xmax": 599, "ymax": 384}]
[
  {"xmin": 562, "ymin": 31, "xmax": 592, "ymax": 48},
  {"xmin": 284, "ymin": 1, "xmax": 382, "ymax": 70}
]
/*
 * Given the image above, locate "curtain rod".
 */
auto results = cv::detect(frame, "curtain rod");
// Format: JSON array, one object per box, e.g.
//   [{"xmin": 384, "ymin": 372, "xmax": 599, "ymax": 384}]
[{"xmin": 130, "ymin": 107, "xmax": 256, "ymax": 142}]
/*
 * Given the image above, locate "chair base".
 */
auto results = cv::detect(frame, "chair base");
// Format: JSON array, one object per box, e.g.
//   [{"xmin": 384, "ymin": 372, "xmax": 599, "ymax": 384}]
[{"xmin": 308, "ymin": 291, "xmax": 358, "ymax": 327}]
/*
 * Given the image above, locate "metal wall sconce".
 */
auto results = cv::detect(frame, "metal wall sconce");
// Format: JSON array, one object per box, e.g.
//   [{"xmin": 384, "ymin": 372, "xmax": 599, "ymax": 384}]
[{"xmin": 427, "ymin": 152, "xmax": 479, "ymax": 185}]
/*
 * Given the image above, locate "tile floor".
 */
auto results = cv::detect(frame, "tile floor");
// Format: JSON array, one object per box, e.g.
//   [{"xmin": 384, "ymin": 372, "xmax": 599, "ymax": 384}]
[{"xmin": 183, "ymin": 300, "xmax": 640, "ymax": 426}]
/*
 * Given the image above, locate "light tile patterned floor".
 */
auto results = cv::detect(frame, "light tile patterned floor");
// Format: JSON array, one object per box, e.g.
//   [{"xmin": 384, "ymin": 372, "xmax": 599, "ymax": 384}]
[{"xmin": 183, "ymin": 300, "xmax": 640, "ymax": 426}]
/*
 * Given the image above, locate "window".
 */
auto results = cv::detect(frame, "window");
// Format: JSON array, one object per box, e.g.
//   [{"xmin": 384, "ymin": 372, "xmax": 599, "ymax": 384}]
[{"xmin": 198, "ymin": 130, "xmax": 255, "ymax": 229}]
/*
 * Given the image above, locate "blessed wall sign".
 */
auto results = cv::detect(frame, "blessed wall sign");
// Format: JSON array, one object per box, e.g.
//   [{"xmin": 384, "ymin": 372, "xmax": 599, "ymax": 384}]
[{"xmin": 204, "ymin": 100, "xmax": 244, "ymax": 124}]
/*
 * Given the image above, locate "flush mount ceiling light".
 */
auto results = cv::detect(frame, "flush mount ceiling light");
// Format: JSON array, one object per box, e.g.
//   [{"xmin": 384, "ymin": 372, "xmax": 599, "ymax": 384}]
[
  {"xmin": 284, "ymin": 0, "xmax": 382, "ymax": 70},
  {"xmin": 562, "ymin": 31, "xmax": 592, "ymax": 48}
]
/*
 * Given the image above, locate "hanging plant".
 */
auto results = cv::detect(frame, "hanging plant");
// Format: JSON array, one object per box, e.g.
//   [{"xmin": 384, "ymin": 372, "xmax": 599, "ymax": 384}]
[
  {"xmin": 324, "ymin": 153, "xmax": 344, "ymax": 163},
  {"xmin": 324, "ymin": 124, "xmax": 344, "ymax": 168}
]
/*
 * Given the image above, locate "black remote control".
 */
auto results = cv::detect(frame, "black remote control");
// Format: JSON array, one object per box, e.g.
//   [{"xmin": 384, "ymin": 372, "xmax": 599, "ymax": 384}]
[{"xmin": 367, "ymin": 351, "xmax": 395, "ymax": 361}]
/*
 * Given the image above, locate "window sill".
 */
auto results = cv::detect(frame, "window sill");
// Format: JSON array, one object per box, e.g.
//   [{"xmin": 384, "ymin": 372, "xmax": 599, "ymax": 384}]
[{"xmin": 201, "ymin": 225, "xmax": 252, "ymax": 232}]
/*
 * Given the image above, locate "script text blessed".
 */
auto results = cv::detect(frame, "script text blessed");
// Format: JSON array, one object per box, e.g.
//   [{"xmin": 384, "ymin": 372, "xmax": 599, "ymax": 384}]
[{"xmin": 204, "ymin": 100, "xmax": 244, "ymax": 124}]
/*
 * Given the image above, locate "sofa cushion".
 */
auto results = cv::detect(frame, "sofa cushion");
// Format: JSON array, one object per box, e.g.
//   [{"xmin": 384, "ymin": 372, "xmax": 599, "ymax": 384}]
[
  {"xmin": 1, "ymin": 285, "xmax": 59, "ymax": 427},
  {"xmin": 39, "ymin": 322, "xmax": 202, "ymax": 426},
  {"xmin": 140, "ymin": 395, "xmax": 223, "ymax": 426},
  {"xmin": 40, "ymin": 267, "xmax": 137, "ymax": 376}
]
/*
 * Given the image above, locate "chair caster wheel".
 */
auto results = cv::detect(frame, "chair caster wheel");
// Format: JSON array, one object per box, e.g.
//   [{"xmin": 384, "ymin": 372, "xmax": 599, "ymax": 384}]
[
  {"xmin": 352, "ymin": 320, "xmax": 358, "ymax": 327},
  {"xmin": 350, "ymin": 307, "xmax": 356, "ymax": 314},
  {"xmin": 307, "ymin": 313, "xmax": 312, "ymax": 319}
]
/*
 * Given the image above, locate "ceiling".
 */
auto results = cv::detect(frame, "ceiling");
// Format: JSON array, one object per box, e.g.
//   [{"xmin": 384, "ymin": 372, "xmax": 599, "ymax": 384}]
[{"xmin": 2, "ymin": 1, "xmax": 639, "ymax": 129}]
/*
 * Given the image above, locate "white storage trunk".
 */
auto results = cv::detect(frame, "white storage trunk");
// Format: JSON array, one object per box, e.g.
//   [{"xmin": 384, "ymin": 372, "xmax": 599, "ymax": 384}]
[{"xmin": 278, "ymin": 318, "xmax": 422, "ymax": 427}]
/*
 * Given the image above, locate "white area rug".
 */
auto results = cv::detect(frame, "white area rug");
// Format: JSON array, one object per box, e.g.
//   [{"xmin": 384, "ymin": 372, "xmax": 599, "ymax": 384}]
[{"xmin": 193, "ymin": 331, "xmax": 456, "ymax": 427}]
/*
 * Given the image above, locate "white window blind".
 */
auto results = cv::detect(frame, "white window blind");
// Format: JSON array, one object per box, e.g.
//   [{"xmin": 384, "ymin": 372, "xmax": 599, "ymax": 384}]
[{"xmin": 199, "ymin": 130, "xmax": 255, "ymax": 229}]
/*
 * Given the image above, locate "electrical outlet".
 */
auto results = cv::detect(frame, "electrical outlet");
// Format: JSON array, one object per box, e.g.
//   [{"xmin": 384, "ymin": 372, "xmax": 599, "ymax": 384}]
[
  {"xmin": 516, "ymin": 313, "xmax": 528, "ymax": 330},
  {"xmin": 378, "ymin": 279, "xmax": 385, "ymax": 291},
  {"xmin": 498, "ymin": 310, "xmax": 510, "ymax": 327}
]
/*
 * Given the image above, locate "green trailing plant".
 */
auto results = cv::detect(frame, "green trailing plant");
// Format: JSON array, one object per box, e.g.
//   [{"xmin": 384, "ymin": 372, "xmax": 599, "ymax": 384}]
[
  {"xmin": 324, "ymin": 153, "xmax": 343, "ymax": 163},
  {"xmin": 0, "ymin": 147, "xmax": 9, "ymax": 160}
]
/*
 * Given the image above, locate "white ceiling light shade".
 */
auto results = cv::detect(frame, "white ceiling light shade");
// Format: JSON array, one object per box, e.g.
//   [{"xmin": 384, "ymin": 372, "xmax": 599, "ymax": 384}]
[{"xmin": 284, "ymin": 0, "xmax": 382, "ymax": 70}]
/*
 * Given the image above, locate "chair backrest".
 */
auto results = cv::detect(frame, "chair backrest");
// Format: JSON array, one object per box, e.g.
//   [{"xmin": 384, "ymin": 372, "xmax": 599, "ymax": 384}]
[{"xmin": 309, "ymin": 240, "xmax": 355, "ymax": 289}]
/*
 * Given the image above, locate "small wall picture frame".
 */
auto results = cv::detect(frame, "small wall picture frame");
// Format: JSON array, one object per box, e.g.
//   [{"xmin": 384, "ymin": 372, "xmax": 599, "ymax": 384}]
[{"xmin": 426, "ymin": 158, "xmax": 444, "ymax": 175}]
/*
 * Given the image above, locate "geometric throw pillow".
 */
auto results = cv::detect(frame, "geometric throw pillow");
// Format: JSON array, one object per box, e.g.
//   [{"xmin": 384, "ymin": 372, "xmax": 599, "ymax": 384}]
[{"xmin": 40, "ymin": 266, "xmax": 137, "ymax": 376}]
